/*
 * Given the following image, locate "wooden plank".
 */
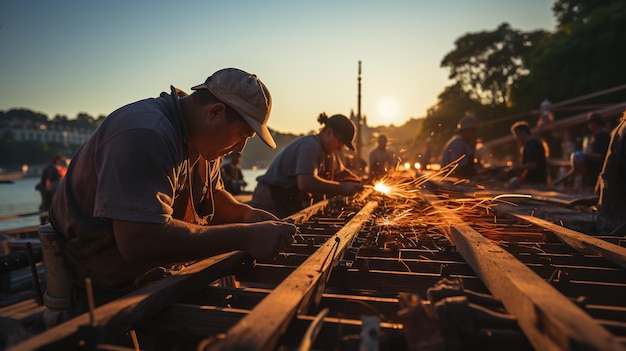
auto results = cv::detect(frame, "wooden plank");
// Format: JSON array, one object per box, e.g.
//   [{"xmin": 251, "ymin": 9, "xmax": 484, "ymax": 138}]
[
  {"xmin": 0, "ymin": 226, "xmax": 40, "ymax": 237},
  {"xmin": 0, "ymin": 298, "xmax": 46, "ymax": 321},
  {"xmin": 424, "ymin": 193, "xmax": 626, "ymax": 351},
  {"xmin": 285, "ymin": 188, "xmax": 373, "ymax": 225},
  {"xmin": 206, "ymin": 201, "xmax": 378, "ymax": 351},
  {"xmin": 285, "ymin": 199, "xmax": 329, "ymax": 224},
  {"xmin": 0, "ymin": 212, "xmax": 40, "ymax": 222},
  {"xmin": 513, "ymin": 213, "xmax": 626, "ymax": 270},
  {"xmin": 8, "ymin": 251, "xmax": 245, "ymax": 351}
]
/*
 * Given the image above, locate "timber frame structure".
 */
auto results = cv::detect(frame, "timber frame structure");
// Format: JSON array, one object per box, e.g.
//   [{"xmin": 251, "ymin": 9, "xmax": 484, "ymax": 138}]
[{"xmin": 3, "ymin": 184, "xmax": 626, "ymax": 351}]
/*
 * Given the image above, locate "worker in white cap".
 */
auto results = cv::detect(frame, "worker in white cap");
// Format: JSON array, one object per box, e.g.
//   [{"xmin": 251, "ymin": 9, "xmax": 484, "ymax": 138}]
[{"xmin": 48, "ymin": 68, "xmax": 296, "ymax": 316}]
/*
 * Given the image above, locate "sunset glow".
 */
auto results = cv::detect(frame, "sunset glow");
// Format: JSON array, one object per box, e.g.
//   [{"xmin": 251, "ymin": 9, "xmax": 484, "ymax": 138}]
[{"xmin": 0, "ymin": 2, "xmax": 556, "ymax": 135}]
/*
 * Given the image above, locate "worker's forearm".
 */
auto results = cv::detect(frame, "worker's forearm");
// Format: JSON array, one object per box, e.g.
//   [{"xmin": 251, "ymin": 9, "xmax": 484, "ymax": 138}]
[
  {"xmin": 298, "ymin": 175, "xmax": 342, "ymax": 195},
  {"xmin": 113, "ymin": 218, "xmax": 256, "ymax": 264},
  {"xmin": 206, "ymin": 189, "xmax": 257, "ymax": 224}
]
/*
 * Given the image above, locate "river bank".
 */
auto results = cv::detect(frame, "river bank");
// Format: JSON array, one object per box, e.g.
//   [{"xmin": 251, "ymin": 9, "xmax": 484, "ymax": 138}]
[{"xmin": 0, "ymin": 169, "xmax": 266, "ymax": 232}]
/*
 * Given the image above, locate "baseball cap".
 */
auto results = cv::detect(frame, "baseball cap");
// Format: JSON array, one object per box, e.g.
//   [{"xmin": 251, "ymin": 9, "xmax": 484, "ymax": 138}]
[
  {"xmin": 326, "ymin": 114, "xmax": 356, "ymax": 151},
  {"xmin": 455, "ymin": 116, "xmax": 478, "ymax": 132},
  {"xmin": 192, "ymin": 68, "xmax": 276, "ymax": 148}
]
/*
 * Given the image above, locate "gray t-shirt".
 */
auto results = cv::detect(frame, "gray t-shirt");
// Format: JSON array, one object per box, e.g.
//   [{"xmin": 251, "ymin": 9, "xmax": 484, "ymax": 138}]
[
  {"xmin": 441, "ymin": 135, "xmax": 474, "ymax": 166},
  {"xmin": 256, "ymin": 134, "xmax": 325, "ymax": 188},
  {"xmin": 50, "ymin": 86, "xmax": 222, "ymax": 287},
  {"xmin": 369, "ymin": 148, "xmax": 396, "ymax": 177}
]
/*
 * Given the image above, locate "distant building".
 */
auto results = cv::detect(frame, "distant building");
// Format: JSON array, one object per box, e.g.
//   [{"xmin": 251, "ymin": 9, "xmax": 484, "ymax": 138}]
[{"xmin": 0, "ymin": 120, "xmax": 93, "ymax": 146}]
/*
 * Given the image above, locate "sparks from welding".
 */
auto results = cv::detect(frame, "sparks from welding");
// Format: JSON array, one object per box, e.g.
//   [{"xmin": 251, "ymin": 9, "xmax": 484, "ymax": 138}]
[
  {"xmin": 445, "ymin": 193, "xmax": 532, "ymax": 212},
  {"xmin": 373, "ymin": 182, "xmax": 392, "ymax": 194},
  {"xmin": 422, "ymin": 193, "xmax": 547, "ymax": 242},
  {"xmin": 398, "ymin": 258, "xmax": 412, "ymax": 272},
  {"xmin": 370, "ymin": 154, "xmax": 466, "ymax": 200},
  {"xmin": 292, "ymin": 226, "xmax": 307, "ymax": 243},
  {"xmin": 371, "ymin": 203, "xmax": 447, "ymax": 254},
  {"xmin": 367, "ymin": 154, "xmax": 544, "ymax": 251},
  {"xmin": 453, "ymin": 178, "xmax": 468, "ymax": 185},
  {"xmin": 518, "ymin": 244, "xmax": 546, "ymax": 253}
]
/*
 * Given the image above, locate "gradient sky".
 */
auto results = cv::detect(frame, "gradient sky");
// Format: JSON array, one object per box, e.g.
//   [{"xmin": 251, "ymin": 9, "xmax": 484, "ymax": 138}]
[{"xmin": 0, "ymin": 1, "xmax": 556, "ymax": 135}]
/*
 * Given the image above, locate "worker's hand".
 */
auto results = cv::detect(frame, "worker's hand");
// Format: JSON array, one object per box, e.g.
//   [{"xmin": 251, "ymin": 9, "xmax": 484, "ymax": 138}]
[
  {"xmin": 246, "ymin": 221, "xmax": 296, "ymax": 259},
  {"xmin": 338, "ymin": 181, "xmax": 364, "ymax": 196},
  {"xmin": 242, "ymin": 207, "xmax": 280, "ymax": 222},
  {"xmin": 335, "ymin": 169, "xmax": 361, "ymax": 183}
]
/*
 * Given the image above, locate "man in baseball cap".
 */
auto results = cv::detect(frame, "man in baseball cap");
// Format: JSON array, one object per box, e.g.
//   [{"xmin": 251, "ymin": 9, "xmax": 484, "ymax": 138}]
[
  {"xmin": 250, "ymin": 112, "xmax": 363, "ymax": 218},
  {"xmin": 48, "ymin": 67, "xmax": 294, "ymax": 318},
  {"xmin": 191, "ymin": 68, "xmax": 276, "ymax": 148},
  {"xmin": 323, "ymin": 114, "xmax": 356, "ymax": 151}
]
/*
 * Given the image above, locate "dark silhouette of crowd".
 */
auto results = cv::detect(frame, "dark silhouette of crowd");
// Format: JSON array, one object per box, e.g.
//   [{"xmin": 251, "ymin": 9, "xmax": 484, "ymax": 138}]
[
  {"xmin": 35, "ymin": 154, "xmax": 67, "ymax": 224},
  {"xmin": 429, "ymin": 108, "xmax": 626, "ymax": 235}
]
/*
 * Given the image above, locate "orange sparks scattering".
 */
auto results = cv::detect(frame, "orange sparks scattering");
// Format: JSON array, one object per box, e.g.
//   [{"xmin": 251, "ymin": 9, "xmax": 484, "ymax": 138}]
[
  {"xmin": 373, "ymin": 181, "xmax": 392, "ymax": 195},
  {"xmin": 364, "ymin": 153, "xmax": 541, "ymax": 245}
]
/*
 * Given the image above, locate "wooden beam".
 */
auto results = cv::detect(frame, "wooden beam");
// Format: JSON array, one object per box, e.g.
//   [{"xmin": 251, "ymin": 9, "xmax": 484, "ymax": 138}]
[
  {"xmin": 285, "ymin": 199, "xmax": 329, "ymax": 224},
  {"xmin": 205, "ymin": 201, "xmax": 378, "ymax": 351},
  {"xmin": 8, "ymin": 251, "xmax": 245, "ymax": 351},
  {"xmin": 285, "ymin": 188, "xmax": 373, "ymax": 225},
  {"xmin": 0, "ymin": 225, "xmax": 39, "ymax": 237},
  {"xmin": 0, "ymin": 212, "xmax": 40, "ymax": 222},
  {"xmin": 424, "ymin": 193, "xmax": 626, "ymax": 351},
  {"xmin": 513, "ymin": 213, "xmax": 626, "ymax": 270}
]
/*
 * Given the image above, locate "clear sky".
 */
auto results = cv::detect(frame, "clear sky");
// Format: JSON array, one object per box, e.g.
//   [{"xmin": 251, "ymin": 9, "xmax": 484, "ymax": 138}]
[{"xmin": 0, "ymin": 1, "xmax": 556, "ymax": 135}]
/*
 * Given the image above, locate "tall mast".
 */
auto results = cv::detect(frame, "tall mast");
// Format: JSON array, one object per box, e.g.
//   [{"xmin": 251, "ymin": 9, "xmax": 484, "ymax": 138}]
[{"xmin": 356, "ymin": 61, "xmax": 362, "ymax": 165}]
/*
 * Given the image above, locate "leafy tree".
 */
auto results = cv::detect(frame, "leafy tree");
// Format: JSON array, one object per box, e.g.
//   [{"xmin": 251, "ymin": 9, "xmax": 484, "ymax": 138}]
[
  {"xmin": 440, "ymin": 23, "xmax": 547, "ymax": 106},
  {"xmin": 0, "ymin": 109, "xmax": 48, "ymax": 125},
  {"xmin": 552, "ymin": 0, "xmax": 616, "ymax": 29},
  {"xmin": 416, "ymin": 23, "xmax": 546, "ymax": 157},
  {"xmin": 511, "ymin": 0, "xmax": 626, "ymax": 111},
  {"xmin": 52, "ymin": 114, "xmax": 68, "ymax": 123},
  {"xmin": 420, "ymin": 83, "xmax": 481, "ymax": 140}
]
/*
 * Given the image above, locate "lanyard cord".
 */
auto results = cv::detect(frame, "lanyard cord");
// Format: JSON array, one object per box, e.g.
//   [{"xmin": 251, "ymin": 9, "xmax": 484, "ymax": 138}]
[{"xmin": 188, "ymin": 157, "xmax": 214, "ymax": 225}]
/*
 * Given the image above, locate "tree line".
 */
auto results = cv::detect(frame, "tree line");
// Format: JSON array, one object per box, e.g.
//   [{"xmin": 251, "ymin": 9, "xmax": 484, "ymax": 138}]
[{"xmin": 415, "ymin": 0, "xmax": 626, "ymax": 159}]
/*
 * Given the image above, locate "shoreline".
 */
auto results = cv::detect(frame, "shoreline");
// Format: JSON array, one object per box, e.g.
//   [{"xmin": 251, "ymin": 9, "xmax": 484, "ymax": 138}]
[{"xmin": 0, "ymin": 173, "xmax": 26, "ymax": 182}]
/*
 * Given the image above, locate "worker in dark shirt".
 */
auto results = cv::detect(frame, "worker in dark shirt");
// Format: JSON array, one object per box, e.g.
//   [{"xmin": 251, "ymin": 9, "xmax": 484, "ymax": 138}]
[
  {"xmin": 221, "ymin": 151, "xmax": 247, "ymax": 195},
  {"xmin": 507, "ymin": 121, "xmax": 548, "ymax": 187},
  {"xmin": 583, "ymin": 113, "xmax": 611, "ymax": 188},
  {"xmin": 440, "ymin": 116, "xmax": 478, "ymax": 178},
  {"xmin": 596, "ymin": 111, "xmax": 626, "ymax": 235},
  {"xmin": 35, "ymin": 154, "xmax": 67, "ymax": 224}
]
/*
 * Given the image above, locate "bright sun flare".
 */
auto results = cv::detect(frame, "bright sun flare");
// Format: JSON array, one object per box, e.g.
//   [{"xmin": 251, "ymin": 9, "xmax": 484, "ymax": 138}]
[{"xmin": 378, "ymin": 98, "xmax": 399, "ymax": 122}]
